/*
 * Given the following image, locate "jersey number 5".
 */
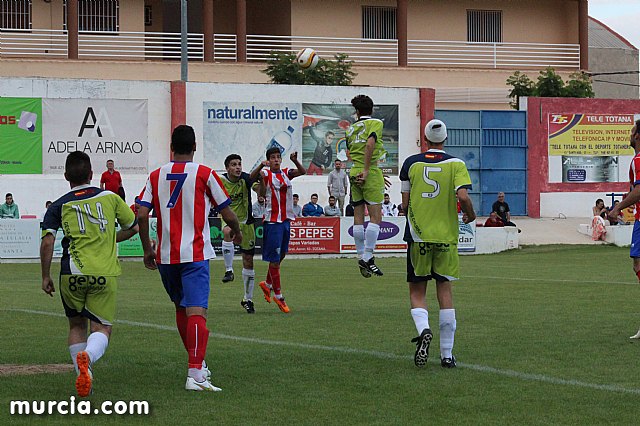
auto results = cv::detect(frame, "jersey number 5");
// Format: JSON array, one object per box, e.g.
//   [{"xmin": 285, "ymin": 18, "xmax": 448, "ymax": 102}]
[
  {"xmin": 421, "ymin": 166, "xmax": 442, "ymax": 199},
  {"xmin": 166, "ymin": 173, "xmax": 187, "ymax": 208}
]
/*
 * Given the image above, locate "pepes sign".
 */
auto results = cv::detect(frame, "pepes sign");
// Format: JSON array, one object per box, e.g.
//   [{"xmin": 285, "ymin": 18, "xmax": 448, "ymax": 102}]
[{"xmin": 288, "ymin": 217, "xmax": 340, "ymax": 254}]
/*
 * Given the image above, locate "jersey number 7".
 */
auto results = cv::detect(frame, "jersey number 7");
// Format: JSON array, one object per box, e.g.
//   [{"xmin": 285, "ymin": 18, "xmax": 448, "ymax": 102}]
[{"xmin": 166, "ymin": 173, "xmax": 187, "ymax": 208}]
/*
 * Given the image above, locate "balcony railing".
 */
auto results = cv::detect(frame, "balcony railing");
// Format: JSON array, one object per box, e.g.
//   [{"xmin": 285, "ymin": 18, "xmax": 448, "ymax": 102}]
[{"xmin": 0, "ymin": 29, "xmax": 581, "ymax": 69}]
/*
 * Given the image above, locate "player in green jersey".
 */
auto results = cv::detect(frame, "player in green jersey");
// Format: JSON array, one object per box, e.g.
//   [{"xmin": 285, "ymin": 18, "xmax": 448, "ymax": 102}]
[
  {"xmin": 345, "ymin": 95, "xmax": 385, "ymax": 278},
  {"xmin": 219, "ymin": 154, "xmax": 264, "ymax": 313},
  {"xmin": 40, "ymin": 151, "xmax": 139, "ymax": 396},
  {"xmin": 399, "ymin": 119, "xmax": 476, "ymax": 369}
]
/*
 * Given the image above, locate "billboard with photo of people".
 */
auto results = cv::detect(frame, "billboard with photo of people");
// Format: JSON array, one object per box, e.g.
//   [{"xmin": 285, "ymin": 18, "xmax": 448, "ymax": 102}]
[{"xmin": 302, "ymin": 103, "xmax": 399, "ymax": 175}]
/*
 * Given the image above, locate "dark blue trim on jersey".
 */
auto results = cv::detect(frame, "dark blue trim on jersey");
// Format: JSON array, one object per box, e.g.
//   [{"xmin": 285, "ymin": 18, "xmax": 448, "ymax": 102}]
[
  {"xmin": 634, "ymin": 180, "xmax": 640, "ymax": 187},
  {"xmin": 137, "ymin": 199, "xmax": 153, "ymax": 209},
  {"xmin": 458, "ymin": 184, "xmax": 472, "ymax": 191},
  {"xmin": 400, "ymin": 150, "xmax": 460, "ymax": 183},
  {"xmin": 216, "ymin": 198, "xmax": 232, "ymax": 211}
]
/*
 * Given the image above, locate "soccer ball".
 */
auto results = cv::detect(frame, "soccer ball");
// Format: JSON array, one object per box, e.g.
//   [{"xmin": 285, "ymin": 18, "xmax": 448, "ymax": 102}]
[{"xmin": 295, "ymin": 48, "xmax": 319, "ymax": 70}]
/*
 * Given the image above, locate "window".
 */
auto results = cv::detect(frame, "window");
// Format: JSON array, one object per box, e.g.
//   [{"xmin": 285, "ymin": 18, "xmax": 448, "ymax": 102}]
[
  {"xmin": 144, "ymin": 5, "xmax": 152, "ymax": 26},
  {"xmin": 63, "ymin": 0, "xmax": 119, "ymax": 32},
  {"xmin": 0, "ymin": 0, "xmax": 31, "ymax": 30},
  {"xmin": 362, "ymin": 6, "xmax": 396, "ymax": 40},
  {"xmin": 467, "ymin": 10, "xmax": 502, "ymax": 43}
]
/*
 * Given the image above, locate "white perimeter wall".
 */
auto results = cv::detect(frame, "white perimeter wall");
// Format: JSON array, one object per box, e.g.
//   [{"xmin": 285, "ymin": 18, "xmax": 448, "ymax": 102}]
[
  {"xmin": 185, "ymin": 82, "xmax": 422, "ymax": 208},
  {"xmin": 540, "ymin": 192, "xmax": 624, "ymax": 218},
  {"xmin": 0, "ymin": 78, "xmax": 171, "ymax": 216}
]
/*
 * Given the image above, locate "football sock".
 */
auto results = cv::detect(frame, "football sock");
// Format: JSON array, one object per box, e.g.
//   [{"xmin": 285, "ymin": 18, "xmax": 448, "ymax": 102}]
[
  {"xmin": 439, "ymin": 309, "xmax": 457, "ymax": 359},
  {"xmin": 411, "ymin": 308, "xmax": 430, "ymax": 335},
  {"xmin": 242, "ymin": 268, "xmax": 255, "ymax": 300},
  {"xmin": 353, "ymin": 224, "xmax": 365, "ymax": 258},
  {"xmin": 186, "ymin": 315, "xmax": 209, "ymax": 380},
  {"xmin": 268, "ymin": 264, "xmax": 282, "ymax": 296},
  {"xmin": 635, "ymin": 270, "xmax": 640, "ymax": 282},
  {"xmin": 69, "ymin": 342, "xmax": 87, "ymax": 374},
  {"xmin": 363, "ymin": 223, "xmax": 380, "ymax": 262},
  {"xmin": 176, "ymin": 309, "xmax": 189, "ymax": 351},
  {"xmin": 85, "ymin": 331, "xmax": 109, "ymax": 365},
  {"xmin": 222, "ymin": 241, "xmax": 235, "ymax": 272}
]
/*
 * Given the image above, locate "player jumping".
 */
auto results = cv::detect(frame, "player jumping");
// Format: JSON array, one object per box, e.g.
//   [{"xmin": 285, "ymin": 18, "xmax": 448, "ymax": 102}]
[
  {"xmin": 346, "ymin": 94, "xmax": 385, "ymax": 277},
  {"xmin": 255, "ymin": 148, "xmax": 306, "ymax": 313}
]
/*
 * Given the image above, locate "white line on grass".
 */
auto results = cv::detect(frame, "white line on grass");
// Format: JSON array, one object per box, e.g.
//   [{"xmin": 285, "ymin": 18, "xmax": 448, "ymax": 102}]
[{"xmin": 6, "ymin": 308, "xmax": 640, "ymax": 396}]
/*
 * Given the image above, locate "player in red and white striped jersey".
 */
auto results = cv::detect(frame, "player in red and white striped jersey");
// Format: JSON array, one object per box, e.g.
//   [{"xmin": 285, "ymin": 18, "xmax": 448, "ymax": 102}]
[
  {"xmin": 609, "ymin": 119, "xmax": 640, "ymax": 339},
  {"xmin": 255, "ymin": 148, "xmax": 306, "ymax": 313},
  {"xmin": 137, "ymin": 125, "xmax": 242, "ymax": 391}
]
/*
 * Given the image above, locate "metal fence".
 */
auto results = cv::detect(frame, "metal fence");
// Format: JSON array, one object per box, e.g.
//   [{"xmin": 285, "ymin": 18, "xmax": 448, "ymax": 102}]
[{"xmin": 0, "ymin": 29, "xmax": 581, "ymax": 69}]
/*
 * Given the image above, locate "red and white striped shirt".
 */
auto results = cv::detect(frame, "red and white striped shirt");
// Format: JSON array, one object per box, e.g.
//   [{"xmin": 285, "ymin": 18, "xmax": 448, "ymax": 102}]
[
  {"xmin": 261, "ymin": 168, "xmax": 295, "ymax": 223},
  {"xmin": 629, "ymin": 152, "xmax": 640, "ymax": 220},
  {"xmin": 139, "ymin": 161, "xmax": 230, "ymax": 264}
]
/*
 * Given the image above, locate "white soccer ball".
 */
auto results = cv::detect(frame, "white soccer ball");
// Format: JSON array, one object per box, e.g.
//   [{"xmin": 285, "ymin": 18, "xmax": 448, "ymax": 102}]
[{"xmin": 295, "ymin": 48, "xmax": 319, "ymax": 70}]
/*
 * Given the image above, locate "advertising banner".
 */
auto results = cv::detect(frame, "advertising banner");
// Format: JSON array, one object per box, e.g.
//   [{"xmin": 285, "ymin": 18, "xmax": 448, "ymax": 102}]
[
  {"xmin": 202, "ymin": 102, "xmax": 303, "ymax": 172},
  {"xmin": 0, "ymin": 219, "xmax": 41, "ymax": 258},
  {"xmin": 289, "ymin": 217, "xmax": 340, "ymax": 254},
  {"xmin": 548, "ymin": 114, "xmax": 635, "ymax": 183},
  {"xmin": 42, "ymin": 99, "xmax": 148, "ymax": 175},
  {"xmin": 208, "ymin": 217, "xmax": 264, "ymax": 256},
  {"xmin": 0, "ymin": 97, "xmax": 42, "ymax": 174},
  {"xmin": 340, "ymin": 217, "xmax": 406, "ymax": 253},
  {"xmin": 302, "ymin": 103, "xmax": 399, "ymax": 175},
  {"xmin": 458, "ymin": 217, "xmax": 477, "ymax": 252},
  {"xmin": 117, "ymin": 218, "xmax": 158, "ymax": 257}
]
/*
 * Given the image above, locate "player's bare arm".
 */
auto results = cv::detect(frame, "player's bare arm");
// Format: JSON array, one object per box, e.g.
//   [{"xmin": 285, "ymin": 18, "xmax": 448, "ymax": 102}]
[
  {"xmin": 250, "ymin": 160, "xmax": 269, "ymax": 183},
  {"xmin": 137, "ymin": 206, "xmax": 157, "ymax": 270},
  {"xmin": 39, "ymin": 233, "xmax": 55, "ymax": 297},
  {"xmin": 610, "ymin": 185, "xmax": 640, "ymax": 222},
  {"xmin": 220, "ymin": 206, "xmax": 243, "ymax": 245},
  {"xmin": 289, "ymin": 151, "xmax": 307, "ymax": 178},
  {"xmin": 457, "ymin": 188, "xmax": 476, "ymax": 224},
  {"xmin": 116, "ymin": 223, "xmax": 139, "ymax": 243},
  {"xmin": 358, "ymin": 135, "xmax": 376, "ymax": 184},
  {"xmin": 401, "ymin": 191, "xmax": 410, "ymax": 213}
]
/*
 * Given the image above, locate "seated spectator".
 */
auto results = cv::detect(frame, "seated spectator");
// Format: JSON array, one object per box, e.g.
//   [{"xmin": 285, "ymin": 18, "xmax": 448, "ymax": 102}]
[
  {"xmin": 492, "ymin": 192, "xmax": 516, "ymax": 226},
  {"xmin": 42, "ymin": 200, "xmax": 52, "ymax": 220},
  {"xmin": 484, "ymin": 211, "xmax": 505, "ymax": 227},
  {"xmin": 381, "ymin": 193, "xmax": 398, "ymax": 217},
  {"xmin": 252, "ymin": 195, "xmax": 266, "ymax": 219},
  {"xmin": 345, "ymin": 203, "xmax": 354, "ymax": 217},
  {"xmin": 324, "ymin": 196, "xmax": 341, "ymax": 217},
  {"xmin": 292, "ymin": 193, "xmax": 302, "ymax": 217},
  {"xmin": 397, "ymin": 203, "xmax": 405, "ymax": 216},
  {"xmin": 592, "ymin": 198, "xmax": 607, "ymax": 219},
  {"xmin": 0, "ymin": 193, "xmax": 19, "ymax": 219},
  {"xmin": 302, "ymin": 193, "xmax": 324, "ymax": 217}
]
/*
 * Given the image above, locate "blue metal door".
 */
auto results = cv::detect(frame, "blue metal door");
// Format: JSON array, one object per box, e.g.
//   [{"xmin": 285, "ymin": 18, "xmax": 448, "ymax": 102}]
[{"xmin": 434, "ymin": 110, "xmax": 527, "ymax": 216}]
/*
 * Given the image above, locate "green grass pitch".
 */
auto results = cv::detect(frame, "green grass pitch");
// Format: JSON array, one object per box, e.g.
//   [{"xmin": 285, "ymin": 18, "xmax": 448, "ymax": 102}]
[{"xmin": 1, "ymin": 244, "xmax": 640, "ymax": 424}]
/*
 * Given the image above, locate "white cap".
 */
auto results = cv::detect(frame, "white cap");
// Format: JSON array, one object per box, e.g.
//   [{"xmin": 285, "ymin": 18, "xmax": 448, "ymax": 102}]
[{"xmin": 424, "ymin": 119, "xmax": 447, "ymax": 143}]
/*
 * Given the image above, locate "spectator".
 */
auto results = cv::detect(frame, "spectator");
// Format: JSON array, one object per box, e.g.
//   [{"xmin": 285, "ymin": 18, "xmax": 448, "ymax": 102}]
[
  {"xmin": 100, "ymin": 159, "xmax": 123, "ymax": 198},
  {"xmin": 381, "ymin": 193, "xmax": 398, "ymax": 217},
  {"xmin": 0, "ymin": 193, "xmax": 19, "ymax": 219},
  {"xmin": 492, "ymin": 192, "xmax": 516, "ymax": 227},
  {"xmin": 252, "ymin": 195, "xmax": 266, "ymax": 219},
  {"xmin": 592, "ymin": 198, "xmax": 607, "ymax": 219},
  {"xmin": 324, "ymin": 196, "xmax": 341, "ymax": 217},
  {"xmin": 397, "ymin": 203, "xmax": 405, "ymax": 216},
  {"xmin": 484, "ymin": 211, "xmax": 505, "ymax": 227},
  {"xmin": 327, "ymin": 159, "xmax": 349, "ymax": 215},
  {"xmin": 307, "ymin": 127, "xmax": 334, "ymax": 175},
  {"xmin": 302, "ymin": 193, "xmax": 324, "ymax": 217},
  {"xmin": 345, "ymin": 203, "xmax": 354, "ymax": 217},
  {"xmin": 292, "ymin": 194, "xmax": 302, "ymax": 217}
]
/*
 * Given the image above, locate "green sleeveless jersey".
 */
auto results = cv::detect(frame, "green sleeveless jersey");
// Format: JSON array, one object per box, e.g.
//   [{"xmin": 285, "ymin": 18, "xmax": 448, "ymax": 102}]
[
  {"xmin": 400, "ymin": 149, "xmax": 472, "ymax": 244},
  {"xmin": 42, "ymin": 185, "xmax": 137, "ymax": 276},
  {"xmin": 345, "ymin": 116, "xmax": 384, "ymax": 169},
  {"xmin": 220, "ymin": 172, "xmax": 255, "ymax": 224}
]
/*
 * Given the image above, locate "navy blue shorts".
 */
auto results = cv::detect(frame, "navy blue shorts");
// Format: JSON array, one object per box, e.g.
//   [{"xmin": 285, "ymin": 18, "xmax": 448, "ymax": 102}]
[
  {"xmin": 631, "ymin": 221, "xmax": 640, "ymax": 258},
  {"xmin": 262, "ymin": 221, "xmax": 290, "ymax": 263},
  {"xmin": 157, "ymin": 260, "xmax": 210, "ymax": 308}
]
